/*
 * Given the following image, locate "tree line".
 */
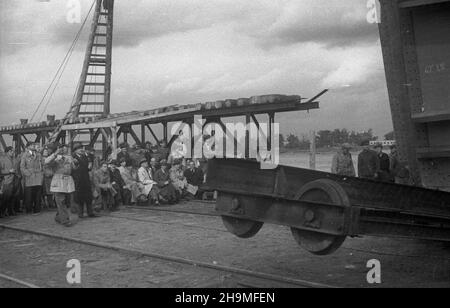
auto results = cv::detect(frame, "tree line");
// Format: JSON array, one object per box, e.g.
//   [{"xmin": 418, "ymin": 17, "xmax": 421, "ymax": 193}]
[{"xmin": 281, "ymin": 129, "xmax": 395, "ymax": 150}]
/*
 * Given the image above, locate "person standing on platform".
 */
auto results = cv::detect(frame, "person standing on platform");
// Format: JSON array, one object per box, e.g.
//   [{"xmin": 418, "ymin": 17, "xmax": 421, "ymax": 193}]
[
  {"xmin": 42, "ymin": 146, "xmax": 56, "ymax": 209},
  {"xmin": 45, "ymin": 144, "xmax": 76, "ymax": 227},
  {"xmin": 72, "ymin": 142, "xmax": 97, "ymax": 218},
  {"xmin": 374, "ymin": 143, "xmax": 391, "ymax": 182},
  {"xmin": 20, "ymin": 142, "xmax": 44, "ymax": 214},
  {"xmin": 331, "ymin": 143, "xmax": 356, "ymax": 177},
  {"xmin": 0, "ymin": 146, "xmax": 19, "ymax": 217},
  {"xmin": 357, "ymin": 140, "xmax": 380, "ymax": 180}
]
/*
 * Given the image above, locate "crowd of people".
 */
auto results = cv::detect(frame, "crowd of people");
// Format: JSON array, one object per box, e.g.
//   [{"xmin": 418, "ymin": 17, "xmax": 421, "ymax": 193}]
[
  {"xmin": 331, "ymin": 140, "xmax": 411, "ymax": 184},
  {"xmin": 1, "ymin": 137, "xmax": 412, "ymax": 225},
  {"xmin": 0, "ymin": 140, "xmax": 207, "ymax": 226}
]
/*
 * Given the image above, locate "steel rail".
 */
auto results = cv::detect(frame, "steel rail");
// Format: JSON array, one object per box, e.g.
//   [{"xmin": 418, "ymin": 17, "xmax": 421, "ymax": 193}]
[
  {"xmin": 0, "ymin": 273, "xmax": 40, "ymax": 288},
  {"xmin": 101, "ymin": 212, "xmax": 227, "ymax": 233},
  {"xmin": 0, "ymin": 223, "xmax": 337, "ymax": 288},
  {"xmin": 125, "ymin": 205, "xmax": 219, "ymax": 217}
]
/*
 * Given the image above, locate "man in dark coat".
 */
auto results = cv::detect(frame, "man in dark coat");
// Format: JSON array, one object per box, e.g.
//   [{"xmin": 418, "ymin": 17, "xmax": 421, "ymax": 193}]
[
  {"xmin": 20, "ymin": 142, "xmax": 44, "ymax": 214},
  {"xmin": 72, "ymin": 143, "xmax": 96, "ymax": 218},
  {"xmin": 357, "ymin": 140, "xmax": 380, "ymax": 180},
  {"xmin": 109, "ymin": 159, "xmax": 125, "ymax": 208},
  {"xmin": 184, "ymin": 160, "xmax": 204, "ymax": 199},
  {"xmin": 0, "ymin": 146, "xmax": 20, "ymax": 217},
  {"xmin": 374, "ymin": 143, "xmax": 391, "ymax": 182}
]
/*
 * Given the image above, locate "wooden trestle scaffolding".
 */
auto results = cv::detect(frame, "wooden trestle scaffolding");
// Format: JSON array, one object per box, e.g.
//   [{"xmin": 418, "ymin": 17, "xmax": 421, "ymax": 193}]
[{"xmin": 0, "ymin": 93, "xmax": 325, "ymax": 157}]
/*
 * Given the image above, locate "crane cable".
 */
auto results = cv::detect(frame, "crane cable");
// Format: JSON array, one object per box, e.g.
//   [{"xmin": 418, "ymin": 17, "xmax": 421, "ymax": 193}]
[{"xmin": 30, "ymin": 0, "xmax": 96, "ymax": 122}]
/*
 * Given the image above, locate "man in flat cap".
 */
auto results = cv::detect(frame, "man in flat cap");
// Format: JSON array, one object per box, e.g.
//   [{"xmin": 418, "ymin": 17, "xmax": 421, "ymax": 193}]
[
  {"xmin": 374, "ymin": 143, "xmax": 391, "ymax": 182},
  {"xmin": 331, "ymin": 143, "xmax": 356, "ymax": 177},
  {"xmin": 45, "ymin": 143, "xmax": 76, "ymax": 226},
  {"xmin": 20, "ymin": 142, "xmax": 44, "ymax": 214},
  {"xmin": 358, "ymin": 140, "xmax": 380, "ymax": 180}
]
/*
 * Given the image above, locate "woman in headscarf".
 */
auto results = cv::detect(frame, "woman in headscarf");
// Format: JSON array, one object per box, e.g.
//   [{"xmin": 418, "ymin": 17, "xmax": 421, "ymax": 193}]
[{"xmin": 137, "ymin": 159, "xmax": 160, "ymax": 205}]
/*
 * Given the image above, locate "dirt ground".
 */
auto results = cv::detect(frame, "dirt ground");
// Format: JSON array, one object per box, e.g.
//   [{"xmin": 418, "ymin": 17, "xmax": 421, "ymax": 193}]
[{"xmin": 0, "ymin": 201, "xmax": 449, "ymax": 288}]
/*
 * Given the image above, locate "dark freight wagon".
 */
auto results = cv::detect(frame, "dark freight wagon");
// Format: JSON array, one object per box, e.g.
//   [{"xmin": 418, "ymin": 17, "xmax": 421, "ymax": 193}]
[{"xmin": 379, "ymin": 0, "xmax": 450, "ymax": 191}]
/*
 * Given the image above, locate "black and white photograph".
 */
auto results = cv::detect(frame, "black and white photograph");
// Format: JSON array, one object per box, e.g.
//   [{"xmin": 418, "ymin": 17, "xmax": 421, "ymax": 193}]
[{"xmin": 0, "ymin": 0, "xmax": 449, "ymax": 293}]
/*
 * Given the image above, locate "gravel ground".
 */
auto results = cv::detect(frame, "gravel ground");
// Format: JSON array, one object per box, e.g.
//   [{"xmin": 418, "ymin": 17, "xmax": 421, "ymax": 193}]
[{"xmin": 0, "ymin": 202, "xmax": 449, "ymax": 288}]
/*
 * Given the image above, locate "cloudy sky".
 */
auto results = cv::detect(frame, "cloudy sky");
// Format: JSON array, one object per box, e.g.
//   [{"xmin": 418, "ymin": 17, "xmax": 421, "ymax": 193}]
[{"xmin": 0, "ymin": 0, "xmax": 392, "ymax": 138}]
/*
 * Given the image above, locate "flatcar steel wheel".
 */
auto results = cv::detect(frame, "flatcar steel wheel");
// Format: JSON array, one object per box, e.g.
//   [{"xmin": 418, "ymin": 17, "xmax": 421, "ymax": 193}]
[
  {"xmin": 291, "ymin": 179, "xmax": 350, "ymax": 255},
  {"xmin": 222, "ymin": 216, "xmax": 264, "ymax": 239}
]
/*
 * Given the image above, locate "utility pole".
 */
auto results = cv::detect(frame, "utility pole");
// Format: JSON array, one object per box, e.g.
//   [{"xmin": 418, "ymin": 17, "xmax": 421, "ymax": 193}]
[{"xmin": 309, "ymin": 130, "xmax": 316, "ymax": 170}]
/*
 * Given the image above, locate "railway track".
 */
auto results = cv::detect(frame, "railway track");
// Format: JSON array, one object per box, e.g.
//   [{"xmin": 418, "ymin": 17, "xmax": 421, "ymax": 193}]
[
  {"xmin": 102, "ymin": 212, "xmax": 227, "ymax": 233},
  {"xmin": 0, "ymin": 273, "xmax": 40, "ymax": 288},
  {"xmin": 0, "ymin": 223, "xmax": 337, "ymax": 288},
  {"xmin": 126, "ymin": 202, "xmax": 219, "ymax": 217},
  {"xmin": 119, "ymin": 206, "xmax": 450, "ymax": 260}
]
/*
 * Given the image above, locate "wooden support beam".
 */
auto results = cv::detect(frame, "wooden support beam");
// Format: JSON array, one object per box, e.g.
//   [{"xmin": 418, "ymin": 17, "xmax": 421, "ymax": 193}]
[
  {"xmin": 13, "ymin": 135, "xmax": 20, "ymax": 155},
  {"xmin": 116, "ymin": 126, "xmax": 123, "ymax": 138},
  {"xmin": 102, "ymin": 135, "xmax": 108, "ymax": 159},
  {"xmin": 217, "ymin": 119, "xmax": 239, "ymax": 157},
  {"xmin": 268, "ymin": 112, "xmax": 275, "ymax": 150},
  {"xmin": 21, "ymin": 135, "xmax": 29, "ymax": 145},
  {"xmin": 141, "ymin": 124, "xmax": 146, "ymax": 144},
  {"xmin": 245, "ymin": 115, "xmax": 250, "ymax": 159},
  {"xmin": 0, "ymin": 134, "xmax": 7, "ymax": 151},
  {"xmin": 89, "ymin": 129, "xmax": 101, "ymax": 148},
  {"xmin": 41, "ymin": 131, "xmax": 50, "ymax": 142},
  {"xmin": 70, "ymin": 132, "xmax": 79, "ymax": 143},
  {"xmin": 145, "ymin": 124, "xmax": 160, "ymax": 145},
  {"xmin": 63, "ymin": 121, "xmax": 117, "ymax": 131},
  {"xmin": 128, "ymin": 126, "xmax": 142, "ymax": 146},
  {"xmin": 111, "ymin": 126, "xmax": 118, "ymax": 159},
  {"xmin": 67, "ymin": 131, "xmax": 73, "ymax": 155},
  {"xmin": 251, "ymin": 114, "xmax": 269, "ymax": 143},
  {"xmin": 100, "ymin": 128, "xmax": 110, "ymax": 140},
  {"xmin": 18, "ymin": 135, "xmax": 25, "ymax": 152},
  {"xmin": 163, "ymin": 122, "xmax": 168, "ymax": 143},
  {"xmin": 58, "ymin": 131, "xmax": 66, "ymax": 145}
]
